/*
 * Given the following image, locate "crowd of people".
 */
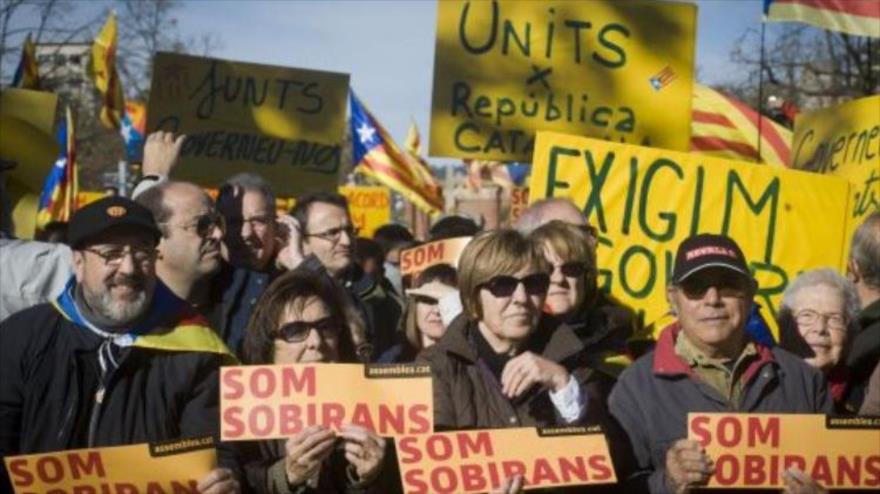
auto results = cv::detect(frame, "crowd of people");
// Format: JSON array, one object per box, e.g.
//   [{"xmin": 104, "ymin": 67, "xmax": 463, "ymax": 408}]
[{"xmin": 0, "ymin": 130, "xmax": 878, "ymax": 494}]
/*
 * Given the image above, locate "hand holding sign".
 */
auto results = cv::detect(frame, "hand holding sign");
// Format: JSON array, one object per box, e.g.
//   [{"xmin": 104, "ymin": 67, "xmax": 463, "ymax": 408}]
[
  {"xmin": 489, "ymin": 475, "xmax": 524, "ymax": 494},
  {"xmin": 664, "ymin": 439, "xmax": 715, "ymax": 494},
  {"xmin": 196, "ymin": 468, "xmax": 240, "ymax": 494},
  {"xmin": 783, "ymin": 468, "xmax": 828, "ymax": 494},
  {"xmin": 338, "ymin": 424, "xmax": 387, "ymax": 484},
  {"xmin": 500, "ymin": 351, "xmax": 569, "ymax": 399},
  {"xmin": 284, "ymin": 425, "xmax": 337, "ymax": 486}
]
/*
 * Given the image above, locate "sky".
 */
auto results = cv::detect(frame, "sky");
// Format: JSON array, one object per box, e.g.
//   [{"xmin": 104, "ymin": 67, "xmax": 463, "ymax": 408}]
[{"xmin": 13, "ymin": 0, "xmax": 772, "ymax": 147}]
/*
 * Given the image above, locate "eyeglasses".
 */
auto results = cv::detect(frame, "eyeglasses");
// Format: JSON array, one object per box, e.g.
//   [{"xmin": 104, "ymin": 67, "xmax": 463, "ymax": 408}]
[
  {"xmin": 275, "ymin": 316, "xmax": 341, "ymax": 343},
  {"xmin": 795, "ymin": 309, "xmax": 847, "ymax": 331},
  {"xmin": 480, "ymin": 273, "xmax": 551, "ymax": 298},
  {"xmin": 677, "ymin": 276, "xmax": 752, "ymax": 299},
  {"xmin": 554, "ymin": 261, "xmax": 589, "ymax": 278},
  {"xmin": 304, "ymin": 224, "xmax": 358, "ymax": 243},
  {"xmin": 226, "ymin": 214, "xmax": 274, "ymax": 231},
  {"xmin": 82, "ymin": 245, "xmax": 156, "ymax": 267},
  {"xmin": 161, "ymin": 212, "xmax": 225, "ymax": 238}
]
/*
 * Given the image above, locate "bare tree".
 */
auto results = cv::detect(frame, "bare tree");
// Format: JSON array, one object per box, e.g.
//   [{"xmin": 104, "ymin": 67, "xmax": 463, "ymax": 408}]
[{"xmin": 726, "ymin": 24, "xmax": 879, "ymax": 112}]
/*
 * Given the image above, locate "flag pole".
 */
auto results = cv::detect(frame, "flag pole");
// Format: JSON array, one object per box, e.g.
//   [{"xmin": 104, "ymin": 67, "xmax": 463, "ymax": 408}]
[{"xmin": 756, "ymin": 18, "xmax": 767, "ymax": 164}]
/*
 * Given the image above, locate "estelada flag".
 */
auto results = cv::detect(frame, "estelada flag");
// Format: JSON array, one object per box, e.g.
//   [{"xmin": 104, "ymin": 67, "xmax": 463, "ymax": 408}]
[
  {"xmin": 764, "ymin": 0, "xmax": 880, "ymax": 38},
  {"xmin": 12, "ymin": 33, "xmax": 40, "ymax": 90},
  {"xmin": 690, "ymin": 84, "xmax": 792, "ymax": 168},
  {"xmin": 36, "ymin": 106, "xmax": 78, "ymax": 229},
  {"xmin": 91, "ymin": 11, "xmax": 125, "ymax": 129},
  {"xmin": 121, "ymin": 101, "xmax": 146, "ymax": 162},
  {"xmin": 350, "ymin": 92, "xmax": 443, "ymax": 215}
]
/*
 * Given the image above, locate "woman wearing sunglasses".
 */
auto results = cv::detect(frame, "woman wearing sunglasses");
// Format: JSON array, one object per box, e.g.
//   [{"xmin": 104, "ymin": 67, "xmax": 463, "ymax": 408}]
[
  {"xmin": 378, "ymin": 263, "xmax": 458, "ymax": 363},
  {"xmin": 530, "ymin": 220, "xmax": 634, "ymax": 376},
  {"xmin": 238, "ymin": 270, "xmax": 400, "ymax": 493},
  {"xmin": 417, "ymin": 229, "xmax": 634, "ymax": 493}
]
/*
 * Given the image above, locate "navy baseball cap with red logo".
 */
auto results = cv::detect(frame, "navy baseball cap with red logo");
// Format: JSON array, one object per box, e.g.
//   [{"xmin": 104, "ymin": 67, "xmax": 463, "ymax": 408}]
[
  {"xmin": 68, "ymin": 196, "xmax": 161, "ymax": 249},
  {"xmin": 671, "ymin": 233, "xmax": 752, "ymax": 284}
]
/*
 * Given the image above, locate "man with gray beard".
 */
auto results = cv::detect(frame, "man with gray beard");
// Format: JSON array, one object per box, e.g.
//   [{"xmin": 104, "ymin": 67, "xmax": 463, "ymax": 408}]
[{"xmin": 0, "ymin": 197, "xmax": 240, "ymax": 494}]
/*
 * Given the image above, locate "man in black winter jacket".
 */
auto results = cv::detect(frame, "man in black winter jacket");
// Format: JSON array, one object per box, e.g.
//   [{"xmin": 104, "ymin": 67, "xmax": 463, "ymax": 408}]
[{"xmin": 0, "ymin": 197, "xmax": 239, "ymax": 494}]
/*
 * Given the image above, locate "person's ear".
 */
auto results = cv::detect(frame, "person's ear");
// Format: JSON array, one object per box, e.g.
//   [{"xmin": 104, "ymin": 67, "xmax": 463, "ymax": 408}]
[
  {"xmin": 666, "ymin": 285, "xmax": 679, "ymax": 316},
  {"xmin": 847, "ymin": 258, "xmax": 861, "ymax": 284},
  {"xmin": 72, "ymin": 251, "xmax": 86, "ymax": 282}
]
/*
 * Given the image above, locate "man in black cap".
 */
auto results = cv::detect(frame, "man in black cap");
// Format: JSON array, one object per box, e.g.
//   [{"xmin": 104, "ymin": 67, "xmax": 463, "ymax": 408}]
[
  {"xmin": 0, "ymin": 197, "xmax": 240, "ymax": 494},
  {"xmin": 608, "ymin": 233, "xmax": 832, "ymax": 493}
]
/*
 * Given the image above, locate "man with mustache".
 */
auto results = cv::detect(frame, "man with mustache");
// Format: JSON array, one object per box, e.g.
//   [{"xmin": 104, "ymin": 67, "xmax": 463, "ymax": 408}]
[
  {"xmin": 0, "ymin": 197, "xmax": 239, "ymax": 494},
  {"xmin": 608, "ymin": 233, "xmax": 832, "ymax": 493}
]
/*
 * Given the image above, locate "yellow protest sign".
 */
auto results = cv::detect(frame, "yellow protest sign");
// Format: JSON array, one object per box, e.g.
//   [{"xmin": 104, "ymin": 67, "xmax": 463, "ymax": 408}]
[
  {"xmin": 429, "ymin": 0, "xmax": 696, "ymax": 161},
  {"xmin": 339, "ymin": 186, "xmax": 391, "ymax": 237},
  {"xmin": 528, "ymin": 132, "xmax": 852, "ymax": 330},
  {"xmin": 4, "ymin": 437, "xmax": 216, "ymax": 494},
  {"xmin": 791, "ymin": 95, "xmax": 880, "ymax": 227},
  {"xmin": 220, "ymin": 363, "xmax": 433, "ymax": 440},
  {"xmin": 397, "ymin": 426, "xmax": 616, "ymax": 493},
  {"xmin": 147, "ymin": 52, "xmax": 350, "ymax": 197},
  {"xmin": 0, "ymin": 88, "xmax": 58, "ymax": 192},
  {"xmin": 400, "ymin": 236, "xmax": 472, "ymax": 276},
  {"xmin": 688, "ymin": 413, "xmax": 880, "ymax": 489}
]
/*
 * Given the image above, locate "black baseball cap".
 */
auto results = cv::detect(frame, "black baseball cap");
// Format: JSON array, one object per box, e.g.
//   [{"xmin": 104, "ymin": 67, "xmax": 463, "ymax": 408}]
[
  {"xmin": 671, "ymin": 233, "xmax": 752, "ymax": 284},
  {"xmin": 68, "ymin": 196, "xmax": 161, "ymax": 249}
]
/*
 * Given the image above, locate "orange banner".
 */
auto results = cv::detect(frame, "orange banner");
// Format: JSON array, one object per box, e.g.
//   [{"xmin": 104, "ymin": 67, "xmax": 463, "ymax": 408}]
[
  {"xmin": 397, "ymin": 426, "xmax": 616, "ymax": 493},
  {"xmin": 400, "ymin": 236, "xmax": 472, "ymax": 276},
  {"xmin": 4, "ymin": 438, "xmax": 215, "ymax": 494},
  {"xmin": 509, "ymin": 187, "xmax": 530, "ymax": 224},
  {"xmin": 221, "ymin": 363, "xmax": 433, "ymax": 440},
  {"xmin": 688, "ymin": 413, "xmax": 880, "ymax": 489}
]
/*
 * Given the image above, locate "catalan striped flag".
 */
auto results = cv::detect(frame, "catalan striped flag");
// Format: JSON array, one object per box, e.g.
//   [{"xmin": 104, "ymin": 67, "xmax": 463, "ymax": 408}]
[
  {"xmin": 350, "ymin": 92, "xmax": 443, "ymax": 215},
  {"xmin": 764, "ymin": 0, "xmax": 880, "ymax": 38},
  {"xmin": 690, "ymin": 84, "xmax": 793, "ymax": 167},
  {"xmin": 91, "ymin": 12, "xmax": 125, "ymax": 129},
  {"xmin": 12, "ymin": 33, "xmax": 40, "ymax": 89},
  {"xmin": 36, "ymin": 106, "xmax": 78, "ymax": 229}
]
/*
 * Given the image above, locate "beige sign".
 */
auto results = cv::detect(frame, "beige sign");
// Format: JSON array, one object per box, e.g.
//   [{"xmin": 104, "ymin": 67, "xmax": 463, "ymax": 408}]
[
  {"xmin": 400, "ymin": 237, "xmax": 473, "ymax": 276},
  {"xmin": 397, "ymin": 426, "xmax": 616, "ymax": 493},
  {"xmin": 4, "ymin": 438, "xmax": 216, "ymax": 494},
  {"xmin": 689, "ymin": 413, "xmax": 880, "ymax": 489},
  {"xmin": 221, "ymin": 363, "xmax": 433, "ymax": 440}
]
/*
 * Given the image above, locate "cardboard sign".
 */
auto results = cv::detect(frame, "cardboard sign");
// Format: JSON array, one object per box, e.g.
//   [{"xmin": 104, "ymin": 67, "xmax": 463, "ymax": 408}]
[
  {"xmin": 791, "ymin": 94, "xmax": 880, "ymax": 228},
  {"xmin": 528, "ymin": 131, "xmax": 852, "ymax": 330},
  {"xmin": 429, "ymin": 0, "xmax": 696, "ymax": 161},
  {"xmin": 339, "ymin": 186, "xmax": 392, "ymax": 237},
  {"xmin": 4, "ymin": 437, "xmax": 216, "ymax": 494},
  {"xmin": 221, "ymin": 363, "xmax": 433, "ymax": 440},
  {"xmin": 688, "ymin": 413, "xmax": 880, "ymax": 489},
  {"xmin": 399, "ymin": 237, "xmax": 472, "ymax": 276},
  {"xmin": 397, "ymin": 426, "xmax": 616, "ymax": 493},
  {"xmin": 147, "ymin": 52, "xmax": 350, "ymax": 196},
  {"xmin": 509, "ymin": 187, "xmax": 530, "ymax": 224}
]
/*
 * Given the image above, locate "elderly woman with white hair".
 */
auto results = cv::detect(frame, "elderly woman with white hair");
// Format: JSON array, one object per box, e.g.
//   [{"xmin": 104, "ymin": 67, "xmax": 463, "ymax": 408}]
[{"xmin": 778, "ymin": 268, "xmax": 861, "ymax": 414}]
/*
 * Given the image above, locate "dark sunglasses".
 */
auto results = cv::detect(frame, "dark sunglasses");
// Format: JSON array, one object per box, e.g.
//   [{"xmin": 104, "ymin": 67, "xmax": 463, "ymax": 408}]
[
  {"xmin": 556, "ymin": 262, "xmax": 589, "ymax": 278},
  {"xmin": 193, "ymin": 212, "xmax": 225, "ymax": 237},
  {"xmin": 678, "ymin": 275, "xmax": 753, "ymax": 299},
  {"xmin": 481, "ymin": 273, "xmax": 551, "ymax": 298},
  {"xmin": 275, "ymin": 316, "xmax": 340, "ymax": 343}
]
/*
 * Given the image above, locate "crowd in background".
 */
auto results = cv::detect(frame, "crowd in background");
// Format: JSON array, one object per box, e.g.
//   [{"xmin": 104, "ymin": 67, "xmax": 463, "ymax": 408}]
[{"xmin": 1, "ymin": 131, "xmax": 878, "ymax": 494}]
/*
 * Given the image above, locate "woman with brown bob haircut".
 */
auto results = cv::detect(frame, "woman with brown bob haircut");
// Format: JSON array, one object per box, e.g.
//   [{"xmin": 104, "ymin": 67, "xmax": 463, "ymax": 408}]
[
  {"xmin": 416, "ymin": 229, "xmax": 636, "ymax": 493},
  {"xmin": 238, "ymin": 270, "xmax": 401, "ymax": 494}
]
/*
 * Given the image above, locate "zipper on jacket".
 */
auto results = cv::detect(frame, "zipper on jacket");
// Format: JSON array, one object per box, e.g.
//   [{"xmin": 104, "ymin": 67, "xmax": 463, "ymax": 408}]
[
  {"xmin": 57, "ymin": 360, "xmax": 79, "ymax": 443},
  {"xmin": 87, "ymin": 384, "xmax": 106, "ymax": 447}
]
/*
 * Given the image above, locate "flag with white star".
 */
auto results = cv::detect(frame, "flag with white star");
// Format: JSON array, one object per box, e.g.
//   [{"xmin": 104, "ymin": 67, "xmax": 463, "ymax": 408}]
[
  {"xmin": 350, "ymin": 91, "xmax": 443, "ymax": 215},
  {"xmin": 36, "ymin": 106, "xmax": 78, "ymax": 229}
]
